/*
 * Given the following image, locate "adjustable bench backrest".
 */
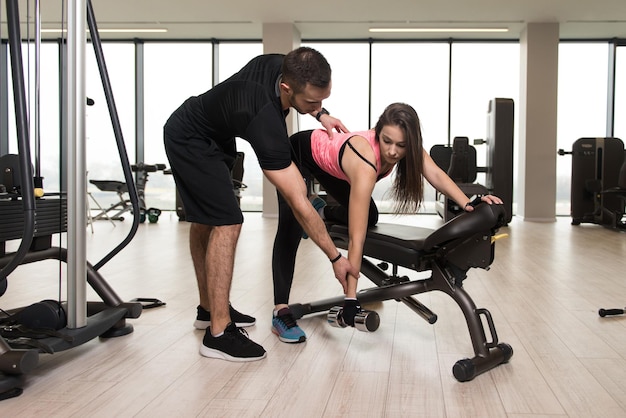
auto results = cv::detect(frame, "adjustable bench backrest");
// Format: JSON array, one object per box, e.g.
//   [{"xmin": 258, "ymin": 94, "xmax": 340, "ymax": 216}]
[{"xmin": 329, "ymin": 203, "xmax": 506, "ymax": 271}]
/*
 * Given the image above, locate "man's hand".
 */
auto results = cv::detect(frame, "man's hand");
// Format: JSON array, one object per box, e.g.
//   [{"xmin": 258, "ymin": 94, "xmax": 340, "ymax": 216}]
[
  {"xmin": 319, "ymin": 114, "xmax": 349, "ymax": 139},
  {"xmin": 331, "ymin": 255, "xmax": 359, "ymax": 293}
]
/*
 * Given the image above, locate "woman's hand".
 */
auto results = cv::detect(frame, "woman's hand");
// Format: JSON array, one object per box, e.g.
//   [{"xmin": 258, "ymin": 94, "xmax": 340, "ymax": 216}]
[{"xmin": 464, "ymin": 194, "xmax": 503, "ymax": 211}]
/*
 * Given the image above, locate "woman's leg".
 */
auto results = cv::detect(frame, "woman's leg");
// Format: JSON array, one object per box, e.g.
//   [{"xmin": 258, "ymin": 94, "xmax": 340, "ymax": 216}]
[{"xmin": 271, "ymin": 190, "xmax": 304, "ymax": 306}]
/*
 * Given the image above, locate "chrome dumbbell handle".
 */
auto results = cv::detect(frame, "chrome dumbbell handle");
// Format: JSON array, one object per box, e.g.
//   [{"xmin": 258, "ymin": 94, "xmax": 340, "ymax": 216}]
[
  {"xmin": 327, "ymin": 306, "xmax": 380, "ymax": 332},
  {"xmin": 354, "ymin": 310, "xmax": 380, "ymax": 332},
  {"xmin": 327, "ymin": 306, "xmax": 347, "ymax": 328}
]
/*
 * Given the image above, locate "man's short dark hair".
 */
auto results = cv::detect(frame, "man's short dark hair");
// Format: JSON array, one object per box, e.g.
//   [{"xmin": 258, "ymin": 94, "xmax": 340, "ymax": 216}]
[{"xmin": 282, "ymin": 47, "xmax": 331, "ymax": 93}]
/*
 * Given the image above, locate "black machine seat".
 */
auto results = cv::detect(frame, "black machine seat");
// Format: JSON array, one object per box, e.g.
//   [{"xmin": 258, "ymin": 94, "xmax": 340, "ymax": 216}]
[
  {"xmin": 89, "ymin": 180, "xmax": 128, "ymax": 194},
  {"xmin": 330, "ymin": 223, "xmax": 432, "ymax": 270},
  {"xmin": 330, "ymin": 203, "xmax": 506, "ymax": 271}
]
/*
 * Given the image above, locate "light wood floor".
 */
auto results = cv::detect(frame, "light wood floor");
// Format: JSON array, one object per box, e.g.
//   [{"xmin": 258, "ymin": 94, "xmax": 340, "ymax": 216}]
[{"xmin": 1, "ymin": 211, "xmax": 626, "ymax": 417}]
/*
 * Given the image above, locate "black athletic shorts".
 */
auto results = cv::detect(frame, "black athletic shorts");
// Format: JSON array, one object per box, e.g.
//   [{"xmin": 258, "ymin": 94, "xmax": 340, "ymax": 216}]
[{"xmin": 164, "ymin": 106, "xmax": 243, "ymax": 226}]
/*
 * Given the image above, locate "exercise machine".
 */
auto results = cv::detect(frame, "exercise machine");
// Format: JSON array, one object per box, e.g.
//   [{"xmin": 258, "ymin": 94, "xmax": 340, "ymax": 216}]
[
  {"xmin": 558, "ymin": 137, "xmax": 625, "ymax": 229},
  {"xmin": 290, "ymin": 202, "xmax": 513, "ymax": 382},
  {"xmin": 89, "ymin": 162, "xmax": 167, "ymax": 223},
  {"xmin": 431, "ymin": 98, "xmax": 514, "ymax": 224},
  {"xmin": 0, "ymin": 0, "xmax": 148, "ymax": 399},
  {"xmin": 599, "ymin": 306, "xmax": 626, "ymax": 317},
  {"xmin": 430, "ymin": 136, "xmax": 489, "ymax": 220}
]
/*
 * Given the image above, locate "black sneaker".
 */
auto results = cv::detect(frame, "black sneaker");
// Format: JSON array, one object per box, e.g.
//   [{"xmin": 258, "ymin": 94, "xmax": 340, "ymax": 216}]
[
  {"xmin": 194, "ymin": 304, "xmax": 256, "ymax": 329},
  {"xmin": 200, "ymin": 322, "xmax": 266, "ymax": 362}
]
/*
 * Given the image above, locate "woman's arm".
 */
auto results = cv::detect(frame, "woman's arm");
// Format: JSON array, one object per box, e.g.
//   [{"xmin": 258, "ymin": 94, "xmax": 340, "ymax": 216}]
[{"xmin": 341, "ymin": 136, "xmax": 378, "ymax": 298}]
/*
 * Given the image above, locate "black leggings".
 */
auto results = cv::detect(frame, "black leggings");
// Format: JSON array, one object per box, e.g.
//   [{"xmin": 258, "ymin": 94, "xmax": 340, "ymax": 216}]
[{"xmin": 271, "ymin": 130, "xmax": 379, "ymax": 305}]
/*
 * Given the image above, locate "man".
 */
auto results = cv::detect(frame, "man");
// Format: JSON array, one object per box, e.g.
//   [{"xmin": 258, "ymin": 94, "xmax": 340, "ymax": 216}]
[{"xmin": 164, "ymin": 47, "xmax": 359, "ymax": 362}]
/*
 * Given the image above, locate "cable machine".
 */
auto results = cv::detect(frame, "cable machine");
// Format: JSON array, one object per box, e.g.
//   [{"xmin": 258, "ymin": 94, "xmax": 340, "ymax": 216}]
[{"xmin": 0, "ymin": 0, "xmax": 146, "ymax": 399}]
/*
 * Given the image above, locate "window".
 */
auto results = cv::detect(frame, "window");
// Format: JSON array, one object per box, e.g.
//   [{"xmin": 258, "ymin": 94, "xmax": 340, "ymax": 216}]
[
  {"xmin": 614, "ymin": 46, "xmax": 626, "ymax": 141},
  {"xmin": 450, "ymin": 42, "xmax": 520, "ymax": 214},
  {"xmin": 144, "ymin": 42, "xmax": 213, "ymax": 210},
  {"xmin": 556, "ymin": 43, "xmax": 609, "ymax": 216},
  {"xmin": 7, "ymin": 43, "xmax": 61, "ymax": 191},
  {"xmin": 371, "ymin": 42, "xmax": 450, "ymax": 212},
  {"xmin": 86, "ymin": 43, "xmax": 136, "ymax": 208},
  {"xmin": 300, "ymin": 43, "xmax": 370, "ymax": 131}
]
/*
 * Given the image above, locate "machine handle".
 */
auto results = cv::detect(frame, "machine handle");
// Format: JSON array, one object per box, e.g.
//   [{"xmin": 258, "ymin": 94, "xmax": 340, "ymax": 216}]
[{"xmin": 598, "ymin": 308, "xmax": 625, "ymax": 317}]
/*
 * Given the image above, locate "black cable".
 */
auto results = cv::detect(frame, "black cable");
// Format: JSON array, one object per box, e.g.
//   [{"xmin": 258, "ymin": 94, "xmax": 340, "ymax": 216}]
[{"xmin": 87, "ymin": 0, "xmax": 141, "ymax": 271}]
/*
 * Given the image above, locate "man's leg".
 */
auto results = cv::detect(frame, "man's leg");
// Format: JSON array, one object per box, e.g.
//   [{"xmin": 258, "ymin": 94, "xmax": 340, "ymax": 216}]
[
  {"xmin": 199, "ymin": 222, "xmax": 266, "ymax": 362},
  {"xmin": 191, "ymin": 222, "xmax": 256, "ymax": 329},
  {"xmin": 205, "ymin": 223, "xmax": 241, "ymax": 335},
  {"xmin": 190, "ymin": 222, "xmax": 212, "ymax": 310}
]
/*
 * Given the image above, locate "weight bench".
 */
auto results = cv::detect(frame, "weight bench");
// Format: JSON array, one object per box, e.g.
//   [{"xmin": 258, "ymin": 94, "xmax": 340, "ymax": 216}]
[
  {"xmin": 88, "ymin": 180, "xmax": 131, "ymax": 221},
  {"xmin": 289, "ymin": 203, "xmax": 512, "ymax": 382}
]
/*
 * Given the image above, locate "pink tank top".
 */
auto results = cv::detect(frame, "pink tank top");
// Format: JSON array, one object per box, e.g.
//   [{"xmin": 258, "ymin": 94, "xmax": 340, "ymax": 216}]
[{"xmin": 310, "ymin": 129, "xmax": 383, "ymax": 183}]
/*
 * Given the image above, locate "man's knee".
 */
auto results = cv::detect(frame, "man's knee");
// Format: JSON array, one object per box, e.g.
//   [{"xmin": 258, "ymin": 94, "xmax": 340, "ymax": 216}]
[{"xmin": 213, "ymin": 223, "xmax": 243, "ymax": 239}]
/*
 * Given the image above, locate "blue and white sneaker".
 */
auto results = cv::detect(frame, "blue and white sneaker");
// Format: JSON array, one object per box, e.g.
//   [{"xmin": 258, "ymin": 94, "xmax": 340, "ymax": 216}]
[
  {"xmin": 302, "ymin": 196, "xmax": 327, "ymax": 239},
  {"xmin": 272, "ymin": 307, "xmax": 306, "ymax": 343}
]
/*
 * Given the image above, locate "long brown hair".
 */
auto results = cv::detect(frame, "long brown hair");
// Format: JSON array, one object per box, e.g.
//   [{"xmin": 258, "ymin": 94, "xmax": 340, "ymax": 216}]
[{"xmin": 375, "ymin": 103, "xmax": 424, "ymax": 214}]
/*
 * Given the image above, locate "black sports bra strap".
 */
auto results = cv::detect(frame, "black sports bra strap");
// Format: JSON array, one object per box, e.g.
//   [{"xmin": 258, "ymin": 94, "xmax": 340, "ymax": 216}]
[{"xmin": 342, "ymin": 139, "xmax": 377, "ymax": 173}]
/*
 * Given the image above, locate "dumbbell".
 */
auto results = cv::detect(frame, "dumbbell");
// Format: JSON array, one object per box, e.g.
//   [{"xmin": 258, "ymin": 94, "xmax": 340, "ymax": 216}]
[{"xmin": 327, "ymin": 305, "xmax": 380, "ymax": 332}]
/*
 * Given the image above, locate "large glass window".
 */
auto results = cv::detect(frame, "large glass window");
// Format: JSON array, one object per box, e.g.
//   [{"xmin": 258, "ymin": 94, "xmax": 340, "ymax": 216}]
[
  {"xmin": 450, "ymin": 42, "xmax": 520, "ymax": 214},
  {"xmin": 614, "ymin": 46, "xmax": 626, "ymax": 141},
  {"xmin": 371, "ymin": 42, "xmax": 450, "ymax": 212},
  {"xmin": 5, "ymin": 37, "xmax": 623, "ymax": 218},
  {"xmin": 556, "ymin": 43, "xmax": 609, "ymax": 215},
  {"xmin": 7, "ymin": 43, "xmax": 60, "ymax": 191},
  {"xmin": 144, "ymin": 42, "xmax": 213, "ymax": 211},
  {"xmin": 450, "ymin": 42, "xmax": 520, "ymax": 178},
  {"xmin": 86, "ymin": 43, "xmax": 136, "ymax": 208},
  {"xmin": 300, "ymin": 42, "xmax": 370, "ymax": 131}
]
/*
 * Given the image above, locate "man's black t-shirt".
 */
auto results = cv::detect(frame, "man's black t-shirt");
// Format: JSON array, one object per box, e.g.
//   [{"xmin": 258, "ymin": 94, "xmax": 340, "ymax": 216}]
[{"xmin": 166, "ymin": 54, "xmax": 292, "ymax": 171}]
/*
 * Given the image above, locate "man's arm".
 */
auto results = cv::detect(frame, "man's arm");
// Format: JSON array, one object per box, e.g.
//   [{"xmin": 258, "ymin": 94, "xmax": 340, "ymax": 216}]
[
  {"xmin": 264, "ymin": 163, "xmax": 359, "ymax": 290},
  {"xmin": 310, "ymin": 108, "xmax": 349, "ymax": 138}
]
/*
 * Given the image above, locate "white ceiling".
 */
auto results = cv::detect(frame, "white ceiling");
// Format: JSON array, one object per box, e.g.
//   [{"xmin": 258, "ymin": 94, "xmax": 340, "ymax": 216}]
[{"xmin": 2, "ymin": 0, "xmax": 626, "ymax": 41}]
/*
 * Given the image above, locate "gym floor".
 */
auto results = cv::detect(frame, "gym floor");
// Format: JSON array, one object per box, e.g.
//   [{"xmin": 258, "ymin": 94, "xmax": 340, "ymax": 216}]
[{"xmin": 1, "ymin": 211, "xmax": 626, "ymax": 417}]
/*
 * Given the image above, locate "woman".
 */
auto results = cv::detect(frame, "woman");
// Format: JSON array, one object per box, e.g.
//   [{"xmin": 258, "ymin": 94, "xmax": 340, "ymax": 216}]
[{"xmin": 271, "ymin": 103, "xmax": 502, "ymax": 343}]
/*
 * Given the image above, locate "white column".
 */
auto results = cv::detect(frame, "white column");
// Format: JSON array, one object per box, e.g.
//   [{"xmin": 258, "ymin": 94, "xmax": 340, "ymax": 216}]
[
  {"xmin": 260, "ymin": 23, "xmax": 301, "ymax": 218},
  {"xmin": 518, "ymin": 22, "xmax": 559, "ymax": 222}
]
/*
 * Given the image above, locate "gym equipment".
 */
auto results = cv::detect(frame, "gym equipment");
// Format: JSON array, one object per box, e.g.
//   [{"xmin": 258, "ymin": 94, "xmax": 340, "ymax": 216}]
[
  {"xmin": 431, "ymin": 98, "xmax": 514, "ymax": 224},
  {"xmin": 290, "ymin": 202, "xmax": 513, "ymax": 382},
  {"xmin": 599, "ymin": 307, "xmax": 625, "ymax": 317},
  {"xmin": 327, "ymin": 305, "xmax": 380, "ymax": 332},
  {"xmin": 558, "ymin": 137, "xmax": 625, "ymax": 229},
  {"xmin": 0, "ymin": 0, "xmax": 153, "ymax": 399},
  {"xmin": 88, "ymin": 180, "xmax": 131, "ymax": 221},
  {"xmin": 88, "ymin": 162, "xmax": 166, "ymax": 223},
  {"xmin": 431, "ymin": 136, "xmax": 489, "ymax": 220},
  {"xmin": 600, "ymin": 156, "xmax": 626, "ymax": 227}
]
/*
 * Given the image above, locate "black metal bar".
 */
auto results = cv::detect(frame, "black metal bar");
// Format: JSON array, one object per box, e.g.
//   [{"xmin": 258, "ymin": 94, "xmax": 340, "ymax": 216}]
[
  {"xmin": 86, "ymin": 0, "xmax": 140, "ymax": 271},
  {"xmin": 0, "ymin": 246, "xmax": 140, "ymax": 317},
  {"xmin": 0, "ymin": 0, "xmax": 35, "ymax": 280}
]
